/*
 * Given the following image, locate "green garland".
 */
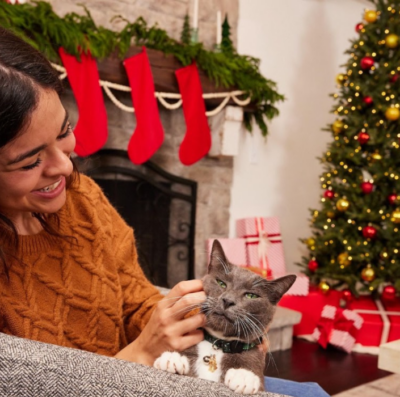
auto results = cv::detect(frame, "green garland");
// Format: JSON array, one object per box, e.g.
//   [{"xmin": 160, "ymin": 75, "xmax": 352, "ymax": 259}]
[{"xmin": 0, "ymin": 1, "xmax": 284, "ymax": 135}]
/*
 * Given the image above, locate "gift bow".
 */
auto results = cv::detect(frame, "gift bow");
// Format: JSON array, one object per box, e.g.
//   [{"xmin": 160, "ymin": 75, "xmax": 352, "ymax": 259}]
[
  {"xmin": 314, "ymin": 305, "xmax": 361, "ymax": 349},
  {"xmin": 244, "ymin": 218, "xmax": 281, "ymax": 275}
]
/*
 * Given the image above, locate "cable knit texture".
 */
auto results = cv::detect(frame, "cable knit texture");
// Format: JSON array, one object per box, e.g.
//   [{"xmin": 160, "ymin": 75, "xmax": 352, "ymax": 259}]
[{"xmin": 0, "ymin": 174, "xmax": 164, "ymax": 356}]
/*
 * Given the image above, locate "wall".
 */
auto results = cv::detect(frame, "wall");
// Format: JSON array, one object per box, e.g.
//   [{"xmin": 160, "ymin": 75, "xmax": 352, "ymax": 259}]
[{"xmin": 231, "ymin": 0, "xmax": 370, "ymax": 272}]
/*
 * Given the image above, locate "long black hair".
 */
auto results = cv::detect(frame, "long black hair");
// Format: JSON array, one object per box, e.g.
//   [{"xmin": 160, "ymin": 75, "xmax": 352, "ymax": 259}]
[{"xmin": 0, "ymin": 27, "xmax": 78, "ymax": 274}]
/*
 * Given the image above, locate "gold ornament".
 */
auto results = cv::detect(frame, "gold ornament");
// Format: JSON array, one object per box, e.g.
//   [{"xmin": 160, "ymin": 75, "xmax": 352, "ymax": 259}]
[
  {"xmin": 364, "ymin": 10, "xmax": 378, "ymax": 23},
  {"xmin": 306, "ymin": 238, "xmax": 316, "ymax": 247},
  {"xmin": 335, "ymin": 74, "xmax": 346, "ymax": 85},
  {"xmin": 391, "ymin": 209, "xmax": 400, "ymax": 224},
  {"xmin": 361, "ymin": 266, "xmax": 375, "ymax": 282},
  {"xmin": 319, "ymin": 281, "xmax": 330, "ymax": 294},
  {"xmin": 386, "ymin": 34, "xmax": 399, "ymax": 48},
  {"xmin": 338, "ymin": 252, "xmax": 351, "ymax": 267},
  {"xmin": 336, "ymin": 198, "xmax": 350, "ymax": 212},
  {"xmin": 385, "ymin": 106, "xmax": 400, "ymax": 121},
  {"xmin": 371, "ymin": 152, "xmax": 382, "ymax": 162},
  {"xmin": 327, "ymin": 211, "xmax": 336, "ymax": 218},
  {"xmin": 332, "ymin": 120, "xmax": 344, "ymax": 134},
  {"xmin": 203, "ymin": 354, "xmax": 217, "ymax": 373},
  {"xmin": 380, "ymin": 251, "xmax": 389, "ymax": 260}
]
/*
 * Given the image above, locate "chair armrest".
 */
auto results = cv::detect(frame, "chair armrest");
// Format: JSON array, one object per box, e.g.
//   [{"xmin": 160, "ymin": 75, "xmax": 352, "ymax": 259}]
[{"xmin": 0, "ymin": 333, "xmax": 280, "ymax": 397}]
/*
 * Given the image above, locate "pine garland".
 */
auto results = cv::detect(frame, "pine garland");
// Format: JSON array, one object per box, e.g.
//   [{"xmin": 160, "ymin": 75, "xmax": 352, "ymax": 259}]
[{"xmin": 0, "ymin": 1, "xmax": 284, "ymax": 135}]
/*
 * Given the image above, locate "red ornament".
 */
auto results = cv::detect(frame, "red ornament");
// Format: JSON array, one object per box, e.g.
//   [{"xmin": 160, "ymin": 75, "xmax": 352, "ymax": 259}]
[
  {"xmin": 308, "ymin": 260, "xmax": 319, "ymax": 272},
  {"xmin": 324, "ymin": 190, "xmax": 335, "ymax": 199},
  {"xmin": 355, "ymin": 23, "xmax": 364, "ymax": 32},
  {"xmin": 390, "ymin": 74, "xmax": 399, "ymax": 83},
  {"xmin": 388, "ymin": 193, "xmax": 398, "ymax": 205},
  {"xmin": 362, "ymin": 225, "xmax": 377, "ymax": 239},
  {"xmin": 360, "ymin": 56, "xmax": 374, "ymax": 70},
  {"xmin": 361, "ymin": 181, "xmax": 374, "ymax": 194},
  {"xmin": 358, "ymin": 132, "xmax": 370, "ymax": 144},
  {"xmin": 382, "ymin": 285, "xmax": 397, "ymax": 301},
  {"xmin": 342, "ymin": 289, "xmax": 354, "ymax": 303},
  {"xmin": 363, "ymin": 96, "xmax": 373, "ymax": 106}
]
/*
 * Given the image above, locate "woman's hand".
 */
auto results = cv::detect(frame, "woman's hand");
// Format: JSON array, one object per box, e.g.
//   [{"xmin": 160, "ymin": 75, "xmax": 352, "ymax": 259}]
[{"xmin": 115, "ymin": 280, "xmax": 206, "ymax": 366}]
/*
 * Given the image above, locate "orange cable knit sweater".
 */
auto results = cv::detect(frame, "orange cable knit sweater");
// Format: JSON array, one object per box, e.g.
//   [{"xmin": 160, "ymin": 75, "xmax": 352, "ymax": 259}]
[{"xmin": 0, "ymin": 175, "xmax": 164, "ymax": 356}]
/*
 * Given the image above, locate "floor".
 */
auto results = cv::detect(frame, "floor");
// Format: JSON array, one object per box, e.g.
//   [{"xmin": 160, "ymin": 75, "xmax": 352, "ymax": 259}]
[{"xmin": 264, "ymin": 338, "xmax": 392, "ymax": 396}]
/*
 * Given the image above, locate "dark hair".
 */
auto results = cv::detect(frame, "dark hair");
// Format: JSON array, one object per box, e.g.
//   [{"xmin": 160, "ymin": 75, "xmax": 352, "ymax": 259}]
[{"xmin": 0, "ymin": 27, "xmax": 78, "ymax": 274}]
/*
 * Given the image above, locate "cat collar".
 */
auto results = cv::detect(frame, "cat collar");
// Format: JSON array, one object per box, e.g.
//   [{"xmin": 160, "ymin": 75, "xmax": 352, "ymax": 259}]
[{"xmin": 203, "ymin": 329, "xmax": 261, "ymax": 354}]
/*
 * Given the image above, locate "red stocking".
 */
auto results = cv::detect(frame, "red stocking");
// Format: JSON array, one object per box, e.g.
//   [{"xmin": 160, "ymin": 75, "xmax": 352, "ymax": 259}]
[
  {"xmin": 59, "ymin": 48, "xmax": 108, "ymax": 157},
  {"xmin": 175, "ymin": 62, "xmax": 211, "ymax": 166},
  {"xmin": 123, "ymin": 47, "xmax": 164, "ymax": 164}
]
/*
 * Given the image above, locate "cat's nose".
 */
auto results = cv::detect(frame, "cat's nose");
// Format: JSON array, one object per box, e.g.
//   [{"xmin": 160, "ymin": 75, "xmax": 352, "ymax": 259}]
[{"xmin": 222, "ymin": 297, "xmax": 235, "ymax": 309}]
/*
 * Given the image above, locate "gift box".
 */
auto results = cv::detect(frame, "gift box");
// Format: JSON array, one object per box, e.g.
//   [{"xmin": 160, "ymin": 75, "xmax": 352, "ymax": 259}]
[
  {"xmin": 312, "ymin": 305, "xmax": 363, "ymax": 353},
  {"xmin": 236, "ymin": 217, "xmax": 285, "ymax": 276},
  {"xmin": 347, "ymin": 296, "xmax": 400, "ymax": 347},
  {"xmin": 206, "ymin": 238, "xmax": 247, "ymax": 266},
  {"xmin": 278, "ymin": 287, "xmax": 342, "ymax": 335},
  {"xmin": 274, "ymin": 272, "xmax": 309, "ymax": 296}
]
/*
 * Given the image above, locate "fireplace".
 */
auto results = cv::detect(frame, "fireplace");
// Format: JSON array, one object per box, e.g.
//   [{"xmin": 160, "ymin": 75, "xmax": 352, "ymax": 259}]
[{"xmin": 76, "ymin": 149, "xmax": 197, "ymax": 288}]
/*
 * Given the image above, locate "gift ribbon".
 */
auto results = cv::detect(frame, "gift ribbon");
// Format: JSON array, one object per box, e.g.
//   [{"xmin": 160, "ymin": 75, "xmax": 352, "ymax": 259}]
[
  {"xmin": 353, "ymin": 299, "xmax": 400, "ymax": 346},
  {"xmin": 243, "ymin": 217, "xmax": 281, "ymax": 274}
]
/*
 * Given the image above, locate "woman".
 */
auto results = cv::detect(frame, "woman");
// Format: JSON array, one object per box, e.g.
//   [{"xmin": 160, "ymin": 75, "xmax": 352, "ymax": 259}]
[{"xmin": 0, "ymin": 27, "xmax": 329, "ymax": 397}]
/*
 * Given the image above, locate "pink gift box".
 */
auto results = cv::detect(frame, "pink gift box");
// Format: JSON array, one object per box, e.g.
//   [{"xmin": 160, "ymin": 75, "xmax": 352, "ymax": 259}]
[
  {"xmin": 206, "ymin": 238, "xmax": 247, "ymax": 266},
  {"xmin": 274, "ymin": 273, "xmax": 309, "ymax": 296},
  {"xmin": 236, "ymin": 217, "xmax": 286, "ymax": 276}
]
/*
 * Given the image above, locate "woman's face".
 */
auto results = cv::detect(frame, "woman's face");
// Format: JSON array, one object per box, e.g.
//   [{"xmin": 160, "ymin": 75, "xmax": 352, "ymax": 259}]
[{"xmin": 0, "ymin": 88, "xmax": 75, "ymax": 224}]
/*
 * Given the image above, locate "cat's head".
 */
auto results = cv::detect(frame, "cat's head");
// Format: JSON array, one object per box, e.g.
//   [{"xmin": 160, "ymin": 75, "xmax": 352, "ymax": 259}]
[{"xmin": 202, "ymin": 240, "xmax": 296, "ymax": 342}]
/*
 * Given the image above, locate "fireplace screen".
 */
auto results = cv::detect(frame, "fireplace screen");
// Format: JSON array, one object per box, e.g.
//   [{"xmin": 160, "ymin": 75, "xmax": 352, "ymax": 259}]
[{"xmin": 76, "ymin": 149, "xmax": 197, "ymax": 288}]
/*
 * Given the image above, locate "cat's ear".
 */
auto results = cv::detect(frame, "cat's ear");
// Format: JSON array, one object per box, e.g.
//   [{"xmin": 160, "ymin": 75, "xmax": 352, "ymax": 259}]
[
  {"xmin": 208, "ymin": 240, "xmax": 231, "ymax": 274},
  {"xmin": 264, "ymin": 275, "xmax": 296, "ymax": 305}
]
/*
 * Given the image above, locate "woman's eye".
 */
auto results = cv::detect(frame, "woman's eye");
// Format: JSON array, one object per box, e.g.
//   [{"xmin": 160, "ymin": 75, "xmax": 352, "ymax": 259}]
[
  {"xmin": 245, "ymin": 293, "xmax": 259, "ymax": 299},
  {"xmin": 58, "ymin": 123, "xmax": 73, "ymax": 140},
  {"xmin": 217, "ymin": 279, "xmax": 227, "ymax": 289},
  {"xmin": 21, "ymin": 158, "xmax": 42, "ymax": 171}
]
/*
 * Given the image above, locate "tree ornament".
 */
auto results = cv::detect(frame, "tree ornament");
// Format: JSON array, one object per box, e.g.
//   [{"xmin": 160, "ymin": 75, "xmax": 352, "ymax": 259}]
[
  {"xmin": 363, "ymin": 96, "xmax": 373, "ymax": 106},
  {"xmin": 308, "ymin": 259, "xmax": 319, "ymax": 272},
  {"xmin": 391, "ymin": 74, "xmax": 399, "ymax": 83},
  {"xmin": 361, "ymin": 181, "xmax": 374, "ymax": 194},
  {"xmin": 338, "ymin": 252, "xmax": 351, "ymax": 267},
  {"xmin": 360, "ymin": 56, "xmax": 374, "ymax": 70},
  {"xmin": 362, "ymin": 225, "xmax": 377, "ymax": 239},
  {"xmin": 306, "ymin": 238, "xmax": 316, "ymax": 247},
  {"xmin": 391, "ymin": 209, "xmax": 400, "ymax": 224},
  {"xmin": 355, "ymin": 23, "xmax": 364, "ymax": 32},
  {"xmin": 388, "ymin": 193, "xmax": 398, "ymax": 205},
  {"xmin": 319, "ymin": 281, "xmax": 330, "ymax": 294},
  {"xmin": 385, "ymin": 34, "xmax": 399, "ymax": 49},
  {"xmin": 364, "ymin": 10, "xmax": 378, "ymax": 23},
  {"xmin": 324, "ymin": 190, "xmax": 335, "ymax": 199},
  {"xmin": 336, "ymin": 198, "xmax": 350, "ymax": 212},
  {"xmin": 342, "ymin": 289, "xmax": 354, "ymax": 303},
  {"xmin": 335, "ymin": 74, "xmax": 346, "ymax": 85},
  {"xmin": 385, "ymin": 106, "xmax": 400, "ymax": 121},
  {"xmin": 361, "ymin": 266, "xmax": 375, "ymax": 282},
  {"xmin": 358, "ymin": 132, "xmax": 370, "ymax": 144},
  {"xmin": 371, "ymin": 152, "xmax": 382, "ymax": 162},
  {"xmin": 332, "ymin": 120, "xmax": 344, "ymax": 134},
  {"xmin": 327, "ymin": 211, "xmax": 336, "ymax": 218},
  {"xmin": 382, "ymin": 285, "xmax": 397, "ymax": 301}
]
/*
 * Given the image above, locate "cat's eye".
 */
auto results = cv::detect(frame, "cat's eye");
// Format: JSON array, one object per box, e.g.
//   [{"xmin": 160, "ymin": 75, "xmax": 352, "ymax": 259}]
[
  {"xmin": 216, "ymin": 279, "xmax": 227, "ymax": 288},
  {"xmin": 245, "ymin": 293, "xmax": 259, "ymax": 299}
]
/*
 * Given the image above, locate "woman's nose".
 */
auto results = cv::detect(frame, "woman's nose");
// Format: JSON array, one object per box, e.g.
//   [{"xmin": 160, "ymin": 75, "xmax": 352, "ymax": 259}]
[{"xmin": 44, "ymin": 149, "xmax": 73, "ymax": 178}]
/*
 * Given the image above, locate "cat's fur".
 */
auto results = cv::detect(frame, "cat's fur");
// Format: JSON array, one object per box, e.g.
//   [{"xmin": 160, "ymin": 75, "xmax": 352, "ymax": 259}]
[{"xmin": 154, "ymin": 240, "xmax": 296, "ymax": 394}]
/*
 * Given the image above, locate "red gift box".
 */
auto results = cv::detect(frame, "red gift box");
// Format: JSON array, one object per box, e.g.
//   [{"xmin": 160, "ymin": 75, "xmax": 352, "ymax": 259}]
[
  {"xmin": 278, "ymin": 287, "xmax": 341, "ymax": 335},
  {"xmin": 312, "ymin": 305, "xmax": 363, "ymax": 353},
  {"xmin": 206, "ymin": 238, "xmax": 247, "ymax": 266},
  {"xmin": 236, "ymin": 217, "xmax": 285, "ymax": 276},
  {"xmin": 347, "ymin": 296, "xmax": 400, "ymax": 346}
]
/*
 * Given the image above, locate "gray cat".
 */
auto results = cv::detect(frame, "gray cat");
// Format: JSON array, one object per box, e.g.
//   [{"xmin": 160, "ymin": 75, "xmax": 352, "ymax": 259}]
[{"xmin": 154, "ymin": 239, "xmax": 296, "ymax": 394}]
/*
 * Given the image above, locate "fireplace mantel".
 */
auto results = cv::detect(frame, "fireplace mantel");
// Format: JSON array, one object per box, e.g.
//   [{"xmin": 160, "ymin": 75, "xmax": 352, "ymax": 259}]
[{"xmin": 97, "ymin": 46, "xmax": 253, "ymax": 109}]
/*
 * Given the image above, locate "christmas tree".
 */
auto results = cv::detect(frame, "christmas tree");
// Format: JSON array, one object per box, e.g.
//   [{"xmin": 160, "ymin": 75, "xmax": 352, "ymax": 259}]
[
  {"xmin": 300, "ymin": 0, "xmax": 400, "ymax": 301},
  {"xmin": 180, "ymin": 14, "xmax": 191, "ymax": 45},
  {"xmin": 221, "ymin": 14, "xmax": 234, "ymax": 54}
]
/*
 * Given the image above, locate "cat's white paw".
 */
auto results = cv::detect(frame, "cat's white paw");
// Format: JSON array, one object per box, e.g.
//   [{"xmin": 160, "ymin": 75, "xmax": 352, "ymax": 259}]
[
  {"xmin": 224, "ymin": 368, "xmax": 261, "ymax": 394},
  {"xmin": 154, "ymin": 351, "xmax": 190, "ymax": 375}
]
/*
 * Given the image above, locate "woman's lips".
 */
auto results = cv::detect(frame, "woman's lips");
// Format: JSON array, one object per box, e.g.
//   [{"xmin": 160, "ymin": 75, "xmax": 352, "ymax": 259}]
[{"xmin": 31, "ymin": 177, "xmax": 66, "ymax": 199}]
